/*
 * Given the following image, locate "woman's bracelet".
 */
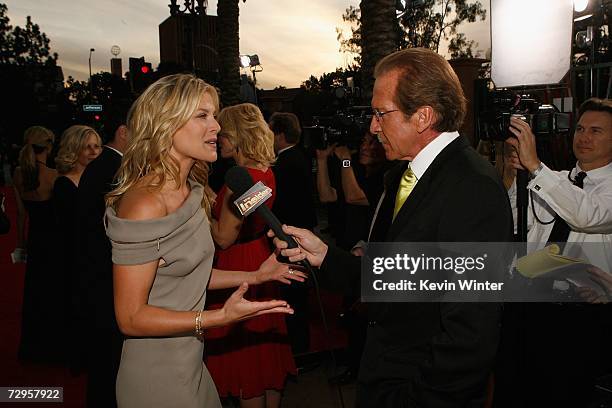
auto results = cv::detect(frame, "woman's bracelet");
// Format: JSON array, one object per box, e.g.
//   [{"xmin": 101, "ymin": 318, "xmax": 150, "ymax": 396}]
[{"xmin": 195, "ymin": 310, "xmax": 204, "ymax": 339}]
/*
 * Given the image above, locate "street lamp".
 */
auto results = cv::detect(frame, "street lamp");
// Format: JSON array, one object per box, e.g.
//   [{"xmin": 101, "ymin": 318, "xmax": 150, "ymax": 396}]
[
  {"xmin": 239, "ymin": 54, "xmax": 262, "ymax": 105},
  {"xmin": 88, "ymin": 48, "xmax": 95, "ymax": 97}
]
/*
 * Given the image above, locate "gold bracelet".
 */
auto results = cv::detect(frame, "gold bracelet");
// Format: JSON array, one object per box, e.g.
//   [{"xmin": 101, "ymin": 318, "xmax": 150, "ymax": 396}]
[{"xmin": 195, "ymin": 310, "xmax": 204, "ymax": 339}]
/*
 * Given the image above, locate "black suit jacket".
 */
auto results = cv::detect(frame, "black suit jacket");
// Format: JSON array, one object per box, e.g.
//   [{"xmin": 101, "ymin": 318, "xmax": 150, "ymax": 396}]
[
  {"xmin": 76, "ymin": 146, "xmax": 122, "ymax": 330},
  {"xmin": 272, "ymin": 146, "xmax": 317, "ymax": 230},
  {"xmin": 321, "ymin": 136, "xmax": 513, "ymax": 407}
]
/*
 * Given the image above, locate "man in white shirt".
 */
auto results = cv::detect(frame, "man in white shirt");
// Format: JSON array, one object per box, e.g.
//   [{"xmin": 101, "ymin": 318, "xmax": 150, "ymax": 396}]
[
  {"xmin": 502, "ymin": 97, "xmax": 612, "ymax": 407},
  {"xmin": 506, "ymin": 97, "xmax": 612, "ymax": 272}
]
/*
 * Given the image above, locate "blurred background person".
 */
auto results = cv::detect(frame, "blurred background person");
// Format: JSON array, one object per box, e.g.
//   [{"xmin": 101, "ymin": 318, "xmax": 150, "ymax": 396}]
[
  {"xmin": 53, "ymin": 125, "xmax": 102, "ymax": 367},
  {"xmin": 268, "ymin": 112, "xmax": 317, "ymax": 233},
  {"xmin": 330, "ymin": 132, "xmax": 389, "ymax": 245},
  {"xmin": 316, "ymin": 131, "xmax": 388, "ymax": 249},
  {"xmin": 315, "ymin": 142, "xmax": 353, "ymax": 250},
  {"xmin": 12, "ymin": 126, "xmax": 60, "ymax": 363},
  {"xmin": 206, "ymin": 103, "xmax": 297, "ymax": 408},
  {"xmin": 75, "ymin": 101, "xmax": 132, "ymax": 407},
  {"xmin": 314, "ymin": 130, "xmax": 389, "ymax": 383},
  {"xmin": 268, "ymin": 111, "xmax": 316, "ymax": 355}
]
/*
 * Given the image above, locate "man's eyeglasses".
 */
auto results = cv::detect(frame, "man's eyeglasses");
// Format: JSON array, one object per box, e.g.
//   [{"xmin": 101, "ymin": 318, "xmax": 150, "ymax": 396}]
[{"xmin": 372, "ymin": 108, "xmax": 399, "ymax": 122}]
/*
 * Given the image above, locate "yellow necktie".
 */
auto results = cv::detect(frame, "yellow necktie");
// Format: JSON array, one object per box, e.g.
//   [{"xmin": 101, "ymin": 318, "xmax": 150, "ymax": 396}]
[{"xmin": 393, "ymin": 166, "xmax": 417, "ymax": 219}]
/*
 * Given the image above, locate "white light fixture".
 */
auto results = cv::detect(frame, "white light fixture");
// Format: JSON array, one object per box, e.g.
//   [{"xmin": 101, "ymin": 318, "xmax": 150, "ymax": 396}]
[
  {"xmin": 239, "ymin": 55, "xmax": 251, "ymax": 68},
  {"xmin": 574, "ymin": 0, "xmax": 589, "ymax": 12},
  {"xmin": 491, "ymin": 0, "xmax": 573, "ymax": 88},
  {"xmin": 239, "ymin": 54, "xmax": 260, "ymax": 68}
]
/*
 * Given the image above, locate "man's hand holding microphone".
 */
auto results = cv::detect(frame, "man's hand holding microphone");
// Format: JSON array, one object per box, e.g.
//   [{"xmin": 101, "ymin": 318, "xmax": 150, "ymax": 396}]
[{"xmin": 267, "ymin": 225, "xmax": 328, "ymax": 268}]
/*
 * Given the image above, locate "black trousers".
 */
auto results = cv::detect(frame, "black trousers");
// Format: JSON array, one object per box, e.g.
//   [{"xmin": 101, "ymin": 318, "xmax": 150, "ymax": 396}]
[{"xmin": 494, "ymin": 303, "xmax": 611, "ymax": 408}]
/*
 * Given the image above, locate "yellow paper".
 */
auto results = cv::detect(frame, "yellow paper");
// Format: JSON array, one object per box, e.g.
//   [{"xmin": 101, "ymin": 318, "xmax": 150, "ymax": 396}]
[{"xmin": 516, "ymin": 245, "xmax": 587, "ymax": 278}]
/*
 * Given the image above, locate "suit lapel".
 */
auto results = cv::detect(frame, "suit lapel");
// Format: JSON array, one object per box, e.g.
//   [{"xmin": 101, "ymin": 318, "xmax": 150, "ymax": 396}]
[
  {"xmin": 387, "ymin": 136, "xmax": 470, "ymax": 241},
  {"xmin": 369, "ymin": 162, "xmax": 405, "ymax": 242}
]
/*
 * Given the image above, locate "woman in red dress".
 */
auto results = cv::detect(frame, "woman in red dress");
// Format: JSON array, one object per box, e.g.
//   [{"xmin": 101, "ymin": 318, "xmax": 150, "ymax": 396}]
[{"xmin": 206, "ymin": 103, "xmax": 300, "ymax": 408}]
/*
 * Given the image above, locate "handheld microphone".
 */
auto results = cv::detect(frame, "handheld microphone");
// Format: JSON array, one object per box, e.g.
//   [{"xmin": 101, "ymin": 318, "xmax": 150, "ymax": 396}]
[{"xmin": 224, "ymin": 166, "xmax": 311, "ymax": 270}]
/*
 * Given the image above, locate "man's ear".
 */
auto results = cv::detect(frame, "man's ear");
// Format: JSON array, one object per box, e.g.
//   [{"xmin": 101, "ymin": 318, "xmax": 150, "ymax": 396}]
[
  {"xmin": 116, "ymin": 125, "xmax": 128, "ymax": 142},
  {"xmin": 415, "ymin": 106, "xmax": 435, "ymax": 134}
]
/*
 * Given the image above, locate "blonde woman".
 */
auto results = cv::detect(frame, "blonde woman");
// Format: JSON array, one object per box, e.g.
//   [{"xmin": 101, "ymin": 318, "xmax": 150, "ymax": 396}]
[
  {"xmin": 53, "ymin": 125, "xmax": 102, "ymax": 272},
  {"xmin": 104, "ymin": 74, "xmax": 304, "ymax": 408},
  {"xmin": 206, "ymin": 103, "xmax": 297, "ymax": 408},
  {"xmin": 12, "ymin": 126, "xmax": 61, "ymax": 362},
  {"xmin": 51, "ymin": 125, "xmax": 101, "ymax": 368},
  {"xmin": 53, "ymin": 125, "xmax": 102, "ymax": 230}
]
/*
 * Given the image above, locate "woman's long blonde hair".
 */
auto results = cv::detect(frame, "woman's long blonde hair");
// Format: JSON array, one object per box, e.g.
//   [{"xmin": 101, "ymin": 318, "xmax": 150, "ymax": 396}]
[
  {"xmin": 218, "ymin": 103, "xmax": 275, "ymax": 167},
  {"xmin": 55, "ymin": 125, "xmax": 101, "ymax": 175},
  {"xmin": 18, "ymin": 126, "xmax": 55, "ymax": 192},
  {"xmin": 105, "ymin": 74, "xmax": 218, "ymax": 217}
]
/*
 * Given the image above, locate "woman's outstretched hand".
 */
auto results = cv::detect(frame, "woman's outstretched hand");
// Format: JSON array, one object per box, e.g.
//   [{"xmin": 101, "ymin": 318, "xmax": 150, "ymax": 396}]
[{"xmin": 221, "ymin": 282, "xmax": 294, "ymax": 324}]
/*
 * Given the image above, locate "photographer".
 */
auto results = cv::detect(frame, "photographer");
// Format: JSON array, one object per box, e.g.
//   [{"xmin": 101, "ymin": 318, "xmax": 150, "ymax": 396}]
[
  {"xmin": 500, "ymin": 97, "xmax": 612, "ymax": 407},
  {"xmin": 505, "ymin": 97, "xmax": 612, "ymax": 271},
  {"xmin": 315, "ymin": 132, "xmax": 388, "ymax": 249}
]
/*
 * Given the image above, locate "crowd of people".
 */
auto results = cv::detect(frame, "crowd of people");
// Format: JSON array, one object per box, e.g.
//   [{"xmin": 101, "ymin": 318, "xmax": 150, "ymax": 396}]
[
  {"xmin": 2, "ymin": 46, "xmax": 611, "ymax": 408},
  {"xmin": 13, "ymin": 124, "xmax": 102, "ymax": 364}
]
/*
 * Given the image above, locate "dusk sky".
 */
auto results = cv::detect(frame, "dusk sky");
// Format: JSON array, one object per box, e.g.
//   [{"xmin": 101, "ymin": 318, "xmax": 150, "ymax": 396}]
[{"xmin": 4, "ymin": 0, "xmax": 490, "ymax": 89}]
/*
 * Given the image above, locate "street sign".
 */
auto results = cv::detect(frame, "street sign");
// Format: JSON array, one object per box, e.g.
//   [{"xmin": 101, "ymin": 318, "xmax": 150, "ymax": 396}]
[{"xmin": 83, "ymin": 104, "xmax": 103, "ymax": 112}]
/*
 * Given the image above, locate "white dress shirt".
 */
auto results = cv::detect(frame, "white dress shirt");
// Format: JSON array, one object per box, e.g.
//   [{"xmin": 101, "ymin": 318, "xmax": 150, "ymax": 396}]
[
  {"xmin": 410, "ymin": 131, "xmax": 460, "ymax": 181},
  {"xmin": 521, "ymin": 162, "xmax": 612, "ymax": 271},
  {"xmin": 104, "ymin": 145, "xmax": 123, "ymax": 157},
  {"xmin": 276, "ymin": 144, "xmax": 296, "ymax": 157}
]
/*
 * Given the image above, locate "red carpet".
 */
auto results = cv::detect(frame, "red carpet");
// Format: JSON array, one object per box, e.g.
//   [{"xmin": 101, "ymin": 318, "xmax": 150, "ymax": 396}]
[{"xmin": 0, "ymin": 186, "xmax": 86, "ymax": 407}]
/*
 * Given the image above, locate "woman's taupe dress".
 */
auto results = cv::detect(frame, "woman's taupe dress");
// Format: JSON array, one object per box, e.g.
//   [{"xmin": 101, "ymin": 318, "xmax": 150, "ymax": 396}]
[{"xmin": 105, "ymin": 181, "xmax": 221, "ymax": 408}]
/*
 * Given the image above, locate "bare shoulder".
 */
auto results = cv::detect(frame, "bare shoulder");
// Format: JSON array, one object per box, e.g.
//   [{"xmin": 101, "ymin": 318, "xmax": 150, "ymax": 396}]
[
  {"xmin": 42, "ymin": 167, "xmax": 58, "ymax": 183},
  {"xmin": 117, "ymin": 186, "xmax": 167, "ymax": 221},
  {"xmin": 45, "ymin": 166, "xmax": 58, "ymax": 178}
]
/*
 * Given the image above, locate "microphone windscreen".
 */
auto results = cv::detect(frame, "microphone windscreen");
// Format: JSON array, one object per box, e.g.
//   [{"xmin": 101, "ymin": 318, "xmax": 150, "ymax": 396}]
[{"xmin": 224, "ymin": 166, "xmax": 254, "ymax": 196}]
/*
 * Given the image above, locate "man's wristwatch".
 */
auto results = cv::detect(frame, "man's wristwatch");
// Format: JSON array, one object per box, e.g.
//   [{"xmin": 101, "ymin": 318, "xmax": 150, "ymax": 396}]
[
  {"xmin": 530, "ymin": 162, "xmax": 544, "ymax": 178},
  {"xmin": 342, "ymin": 159, "xmax": 351, "ymax": 168}
]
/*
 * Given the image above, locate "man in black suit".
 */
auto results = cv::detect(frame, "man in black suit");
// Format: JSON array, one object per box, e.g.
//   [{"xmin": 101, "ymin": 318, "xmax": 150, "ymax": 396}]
[
  {"xmin": 269, "ymin": 112, "xmax": 317, "ymax": 230},
  {"xmin": 269, "ymin": 112, "xmax": 317, "ymax": 354},
  {"xmin": 75, "ymin": 101, "xmax": 131, "ymax": 408},
  {"xmin": 271, "ymin": 48, "xmax": 513, "ymax": 407}
]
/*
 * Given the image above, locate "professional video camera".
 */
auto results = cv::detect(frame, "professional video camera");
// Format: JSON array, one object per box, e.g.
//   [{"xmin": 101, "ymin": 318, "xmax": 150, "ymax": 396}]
[
  {"xmin": 477, "ymin": 89, "xmax": 571, "ymax": 142},
  {"xmin": 302, "ymin": 105, "xmax": 372, "ymax": 151}
]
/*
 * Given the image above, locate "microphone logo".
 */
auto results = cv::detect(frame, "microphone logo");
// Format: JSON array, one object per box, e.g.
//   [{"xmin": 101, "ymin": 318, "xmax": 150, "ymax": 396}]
[{"xmin": 233, "ymin": 181, "xmax": 272, "ymax": 216}]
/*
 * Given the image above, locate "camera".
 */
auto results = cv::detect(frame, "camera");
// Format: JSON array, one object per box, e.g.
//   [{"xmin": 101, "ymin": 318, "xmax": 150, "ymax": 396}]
[
  {"xmin": 477, "ymin": 90, "xmax": 571, "ymax": 142},
  {"xmin": 302, "ymin": 106, "xmax": 372, "ymax": 151}
]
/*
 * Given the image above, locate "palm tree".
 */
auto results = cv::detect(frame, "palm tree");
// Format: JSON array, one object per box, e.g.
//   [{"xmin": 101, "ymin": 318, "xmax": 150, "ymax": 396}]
[
  {"xmin": 217, "ymin": 0, "xmax": 241, "ymax": 107},
  {"xmin": 360, "ymin": 0, "xmax": 399, "ymax": 101}
]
